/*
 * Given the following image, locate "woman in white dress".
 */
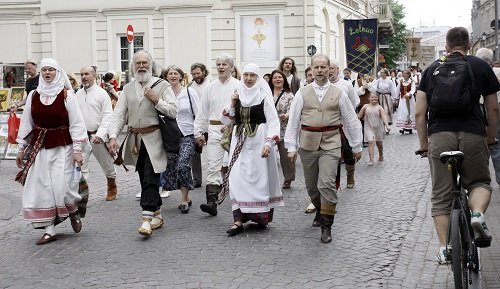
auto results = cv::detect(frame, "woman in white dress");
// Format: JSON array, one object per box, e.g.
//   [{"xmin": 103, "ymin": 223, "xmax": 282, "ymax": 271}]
[
  {"xmin": 219, "ymin": 63, "xmax": 284, "ymax": 236},
  {"xmin": 369, "ymin": 68, "xmax": 397, "ymax": 126},
  {"xmin": 15, "ymin": 58, "xmax": 88, "ymax": 245},
  {"xmin": 395, "ymin": 70, "xmax": 416, "ymax": 134}
]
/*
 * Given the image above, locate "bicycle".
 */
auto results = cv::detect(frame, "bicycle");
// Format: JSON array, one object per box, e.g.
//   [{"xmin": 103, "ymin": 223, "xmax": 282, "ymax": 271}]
[{"xmin": 416, "ymin": 150, "xmax": 480, "ymax": 289}]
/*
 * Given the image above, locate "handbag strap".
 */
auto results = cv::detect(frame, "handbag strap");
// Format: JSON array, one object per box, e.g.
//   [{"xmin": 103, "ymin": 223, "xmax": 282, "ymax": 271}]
[
  {"xmin": 186, "ymin": 83, "xmax": 195, "ymax": 119},
  {"xmin": 150, "ymin": 79, "xmax": 164, "ymax": 89},
  {"xmin": 274, "ymin": 90, "xmax": 285, "ymax": 107}
]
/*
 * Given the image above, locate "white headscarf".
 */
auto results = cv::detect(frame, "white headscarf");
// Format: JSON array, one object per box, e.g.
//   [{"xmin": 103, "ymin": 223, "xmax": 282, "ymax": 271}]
[
  {"xmin": 238, "ymin": 63, "xmax": 272, "ymax": 107},
  {"xmin": 36, "ymin": 58, "xmax": 73, "ymax": 99}
]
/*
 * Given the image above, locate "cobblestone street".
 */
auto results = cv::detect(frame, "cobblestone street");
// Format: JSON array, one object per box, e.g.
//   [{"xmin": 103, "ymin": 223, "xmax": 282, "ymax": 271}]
[{"xmin": 0, "ymin": 130, "xmax": 499, "ymax": 288}]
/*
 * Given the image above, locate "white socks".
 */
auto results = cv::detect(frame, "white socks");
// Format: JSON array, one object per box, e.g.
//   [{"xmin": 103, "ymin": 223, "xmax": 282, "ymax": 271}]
[{"xmin": 45, "ymin": 225, "xmax": 56, "ymax": 236}]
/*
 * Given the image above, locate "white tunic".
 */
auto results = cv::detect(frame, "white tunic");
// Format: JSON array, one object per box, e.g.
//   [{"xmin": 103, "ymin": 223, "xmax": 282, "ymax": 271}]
[
  {"xmin": 108, "ymin": 77, "xmax": 177, "ymax": 173},
  {"xmin": 331, "ymin": 78, "xmax": 360, "ymax": 109},
  {"xmin": 75, "ymin": 83, "xmax": 113, "ymax": 141},
  {"xmin": 193, "ymin": 77, "xmax": 240, "ymax": 138}
]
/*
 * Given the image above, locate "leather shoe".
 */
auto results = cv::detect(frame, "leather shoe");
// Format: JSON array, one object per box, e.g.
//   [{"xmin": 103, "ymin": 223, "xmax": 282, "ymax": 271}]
[
  {"xmin": 178, "ymin": 200, "xmax": 192, "ymax": 210},
  {"xmin": 36, "ymin": 233, "xmax": 57, "ymax": 245},
  {"xmin": 71, "ymin": 219, "xmax": 82, "ymax": 233},
  {"xmin": 321, "ymin": 227, "xmax": 332, "ymax": 243},
  {"xmin": 282, "ymin": 181, "xmax": 291, "ymax": 189},
  {"xmin": 180, "ymin": 204, "xmax": 190, "ymax": 214},
  {"xmin": 193, "ymin": 181, "xmax": 202, "ymax": 188},
  {"xmin": 226, "ymin": 224, "xmax": 243, "ymax": 236},
  {"xmin": 200, "ymin": 203, "xmax": 217, "ymax": 216}
]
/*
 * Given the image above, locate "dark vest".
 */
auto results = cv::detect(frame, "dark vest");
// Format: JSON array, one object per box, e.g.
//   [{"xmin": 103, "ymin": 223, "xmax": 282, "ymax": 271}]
[{"xmin": 30, "ymin": 89, "xmax": 73, "ymax": 149}]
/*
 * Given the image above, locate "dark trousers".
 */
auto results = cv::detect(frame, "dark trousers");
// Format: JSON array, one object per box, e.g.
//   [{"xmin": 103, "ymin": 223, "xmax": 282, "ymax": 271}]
[
  {"xmin": 342, "ymin": 134, "xmax": 355, "ymax": 166},
  {"xmin": 136, "ymin": 141, "xmax": 162, "ymax": 212},
  {"xmin": 191, "ymin": 150, "xmax": 202, "ymax": 184}
]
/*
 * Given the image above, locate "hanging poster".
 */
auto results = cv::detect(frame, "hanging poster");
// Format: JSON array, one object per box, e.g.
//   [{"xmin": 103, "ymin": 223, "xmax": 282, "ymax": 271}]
[
  {"xmin": 240, "ymin": 15, "xmax": 280, "ymax": 66},
  {"xmin": 344, "ymin": 19, "xmax": 378, "ymax": 74}
]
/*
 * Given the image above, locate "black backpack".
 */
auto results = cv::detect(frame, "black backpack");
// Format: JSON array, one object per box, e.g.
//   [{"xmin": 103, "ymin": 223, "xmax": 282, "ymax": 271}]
[{"xmin": 429, "ymin": 55, "xmax": 476, "ymax": 118}]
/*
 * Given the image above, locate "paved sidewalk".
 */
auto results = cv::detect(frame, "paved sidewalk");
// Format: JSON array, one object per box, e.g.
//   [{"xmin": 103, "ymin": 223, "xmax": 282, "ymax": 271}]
[{"xmin": 0, "ymin": 131, "xmax": 498, "ymax": 288}]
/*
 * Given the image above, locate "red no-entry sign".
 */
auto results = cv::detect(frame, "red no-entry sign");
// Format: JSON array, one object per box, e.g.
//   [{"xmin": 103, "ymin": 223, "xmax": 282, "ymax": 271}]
[{"xmin": 127, "ymin": 25, "xmax": 134, "ymax": 43}]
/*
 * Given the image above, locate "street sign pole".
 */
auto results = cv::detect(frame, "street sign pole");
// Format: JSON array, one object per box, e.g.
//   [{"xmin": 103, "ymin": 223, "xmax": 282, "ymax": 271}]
[
  {"xmin": 495, "ymin": 0, "xmax": 499, "ymax": 61},
  {"xmin": 127, "ymin": 25, "xmax": 134, "ymax": 82}
]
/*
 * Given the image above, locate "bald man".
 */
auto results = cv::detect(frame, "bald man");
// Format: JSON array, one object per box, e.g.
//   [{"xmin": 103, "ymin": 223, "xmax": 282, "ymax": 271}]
[{"xmin": 76, "ymin": 66, "xmax": 117, "ymax": 201}]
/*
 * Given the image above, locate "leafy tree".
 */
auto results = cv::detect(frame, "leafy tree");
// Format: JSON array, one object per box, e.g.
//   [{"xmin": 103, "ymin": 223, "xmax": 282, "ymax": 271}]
[{"xmin": 382, "ymin": 0, "xmax": 408, "ymax": 68}]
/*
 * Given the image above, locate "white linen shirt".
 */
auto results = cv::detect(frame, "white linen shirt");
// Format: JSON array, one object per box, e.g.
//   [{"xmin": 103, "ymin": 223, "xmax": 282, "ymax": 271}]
[
  {"xmin": 190, "ymin": 78, "xmax": 211, "ymax": 99},
  {"xmin": 193, "ymin": 77, "xmax": 240, "ymax": 138},
  {"xmin": 172, "ymin": 86, "xmax": 200, "ymax": 136},
  {"xmin": 331, "ymin": 78, "xmax": 359, "ymax": 109},
  {"xmin": 75, "ymin": 83, "xmax": 113, "ymax": 142},
  {"xmin": 284, "ymin": 81, "xmax": 363, "ymax": 153}
]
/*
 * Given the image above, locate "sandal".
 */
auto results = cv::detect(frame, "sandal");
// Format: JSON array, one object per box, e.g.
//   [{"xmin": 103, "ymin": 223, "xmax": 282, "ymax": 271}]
[
  {"xmin": 367, "ymin": 161, "xmax": 374, "ymax": 166},
  {"xmin": 226, "ymin": 223, "xmax": 243, "ymax": 236},
  {"xmin": 36, "ymin": 233, "xmax": 57, "ymax": 245},
  {"xmin": 282, "ymin": 181, "xmax": 291, "ymax": 189}
]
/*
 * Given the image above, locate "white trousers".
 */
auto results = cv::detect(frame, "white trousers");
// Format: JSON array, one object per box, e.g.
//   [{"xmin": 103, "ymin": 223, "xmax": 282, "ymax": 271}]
[
  {"xmin": 82, "ymin": 142, "xmax": 116, "ymax": 180},
  {"xmin": 205, "ymin": 124, "xmax": 225, "ymax": 186}
]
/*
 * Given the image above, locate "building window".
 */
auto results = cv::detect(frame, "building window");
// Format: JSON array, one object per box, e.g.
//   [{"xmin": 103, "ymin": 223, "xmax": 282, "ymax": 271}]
[{"xmin": 120, "ymin": 36, "xmax": 144, "ymax": 72}]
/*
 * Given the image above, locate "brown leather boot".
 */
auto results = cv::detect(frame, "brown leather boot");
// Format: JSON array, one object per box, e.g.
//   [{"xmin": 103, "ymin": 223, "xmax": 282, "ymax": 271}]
[
  {"xmin": 105, "ymin": 177, "xmax": 117, "ymax": 201},
  {"xmin": 346, "ymin": 164, "xmax": 355, "ymax": 189}
]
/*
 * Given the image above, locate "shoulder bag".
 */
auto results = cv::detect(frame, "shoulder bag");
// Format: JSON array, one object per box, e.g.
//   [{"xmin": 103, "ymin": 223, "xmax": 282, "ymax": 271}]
[{"xmin": 151, "ymin": 79, "xmax": 182, "ymax": 153}]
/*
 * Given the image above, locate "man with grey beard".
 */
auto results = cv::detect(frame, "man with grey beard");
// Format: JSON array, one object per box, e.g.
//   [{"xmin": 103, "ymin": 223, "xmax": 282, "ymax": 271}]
[
  {"xmin": 76, "ymin": 66, "xmax": 117, "ymax": 201},
  {"xmin": 108, "ymin": 50, "xmax": 177, "ymax": 237}
]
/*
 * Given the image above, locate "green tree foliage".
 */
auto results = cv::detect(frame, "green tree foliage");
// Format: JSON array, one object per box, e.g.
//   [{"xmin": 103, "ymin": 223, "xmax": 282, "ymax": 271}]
[{"xmin": 383, "ymin": 0, "xmax": 408, "ymax": 68}]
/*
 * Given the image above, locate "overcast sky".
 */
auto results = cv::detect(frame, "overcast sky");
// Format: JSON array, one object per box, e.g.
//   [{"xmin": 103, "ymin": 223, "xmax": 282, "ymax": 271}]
[{"xmin": 402, "ymin": 0, "xmax": 472, "ymax": 29}]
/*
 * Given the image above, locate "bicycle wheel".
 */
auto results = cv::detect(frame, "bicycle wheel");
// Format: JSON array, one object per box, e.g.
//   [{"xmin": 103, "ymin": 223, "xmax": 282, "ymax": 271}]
[{"xmin": 450, "ymin": 209, "xmax": 468, "ymax": 289}]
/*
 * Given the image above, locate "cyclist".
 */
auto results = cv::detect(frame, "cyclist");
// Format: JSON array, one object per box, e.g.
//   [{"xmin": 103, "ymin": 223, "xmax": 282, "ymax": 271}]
[{"xmin": 415, "ymin": 27, "xmax": 499, "ymax": 264}]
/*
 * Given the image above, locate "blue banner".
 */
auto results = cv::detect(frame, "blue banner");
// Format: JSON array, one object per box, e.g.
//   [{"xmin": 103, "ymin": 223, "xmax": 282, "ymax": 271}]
[{"xmin": 344, "ymin": 19, "xmax": 378, "ymax": 74}]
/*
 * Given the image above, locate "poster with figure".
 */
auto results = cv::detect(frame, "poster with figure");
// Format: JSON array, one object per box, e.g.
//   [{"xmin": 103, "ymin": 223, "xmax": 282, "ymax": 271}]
[
  {"xmin": 9, "ymin": 87, "xmax": 25, "ymax": 107},
  {"xmin": 0, "ymin": 89, "xmax": 10, "ymax": 112},
  {"xmin": 240, "ymin": 15, "xmax": 279, "ymax": 67}
]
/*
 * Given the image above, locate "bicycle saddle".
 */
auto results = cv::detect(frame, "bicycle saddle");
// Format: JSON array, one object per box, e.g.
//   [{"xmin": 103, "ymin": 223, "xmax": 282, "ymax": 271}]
[{"xmin": 439, "ymin": 151, "xmax": 464, "ymax": 164}]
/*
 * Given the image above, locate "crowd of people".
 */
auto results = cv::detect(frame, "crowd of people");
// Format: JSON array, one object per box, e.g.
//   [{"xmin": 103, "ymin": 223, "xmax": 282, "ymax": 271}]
[{"xmin": 11, "ymin": 27, "xmax": 500, "ymax": 267}]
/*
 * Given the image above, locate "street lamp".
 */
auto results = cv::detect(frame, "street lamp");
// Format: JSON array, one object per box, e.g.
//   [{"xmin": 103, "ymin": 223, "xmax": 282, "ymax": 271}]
[{"xmin": 482, "ymin": 32, "xmax": 487, "ymax": 47}]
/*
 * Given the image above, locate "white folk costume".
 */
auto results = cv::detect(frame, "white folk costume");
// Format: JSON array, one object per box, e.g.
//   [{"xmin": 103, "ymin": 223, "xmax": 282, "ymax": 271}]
[
  {"xmin": 220, "ymin": 63, "xmax": 284, "ymax": 225},
  {"xmin": 369, "ymin": 78, "xmax": 397, "ymax": 123},
  {"xmin": 16, "ymin": 58, "xmax": 88, "ymax": 234},
  {"xmin": 395, "ymin": 78, "xmax": 416, "ymax": 132},
  {"xmin": 193, "ymin": 70, "xmax": 240, "ymax": 213},
  {"xmin": 76, "ymin": 83, "xmax": 117, "ymax": 200}
]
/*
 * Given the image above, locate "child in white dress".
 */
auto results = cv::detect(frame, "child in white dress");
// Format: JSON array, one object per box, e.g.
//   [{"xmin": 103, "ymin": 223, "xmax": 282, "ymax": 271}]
[{"xmin": 357, "ymin": 93, "xmax": 389, "ymax": 166}]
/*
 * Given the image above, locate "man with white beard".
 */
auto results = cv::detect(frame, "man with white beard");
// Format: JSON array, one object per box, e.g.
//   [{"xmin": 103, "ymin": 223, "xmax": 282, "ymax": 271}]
[{"xmin": 109, "ymin": 50, "xmax": 177, "ymax": 237}]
